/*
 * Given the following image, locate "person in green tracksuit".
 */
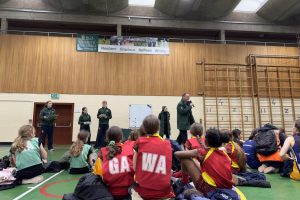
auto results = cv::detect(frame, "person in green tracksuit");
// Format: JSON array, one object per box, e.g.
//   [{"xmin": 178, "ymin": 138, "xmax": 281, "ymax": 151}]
[
  {"xmin": 95, "ymin": 101, "xmax": 112, "ymax": 148},
  {"xmin": 78, "ymin": 107, "xmax": 92, "ymax": 144},
  {"xmin": 39, "ymin": 101, "xmax": 57, "ymax": 151},
  {"xmin": 177, "ymin": 93, "xmax": 195, "ymax": 145}
]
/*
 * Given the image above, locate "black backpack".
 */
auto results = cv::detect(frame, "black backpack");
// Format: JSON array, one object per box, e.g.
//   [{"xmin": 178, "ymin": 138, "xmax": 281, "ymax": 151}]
[
  {"xmin": 0, "ymin": 156, "xmax": 10, "ymax": 170},
  {"xmin": 255, "ymin": 130, "xmax": 278, "ymax": 156},
  {"xmin": 44, "ymin": 161, "xmax": 62, "ymax": 173},
  {"xmin": 63, "ymin": 173, "xmax": 113, "ymax": 200}
]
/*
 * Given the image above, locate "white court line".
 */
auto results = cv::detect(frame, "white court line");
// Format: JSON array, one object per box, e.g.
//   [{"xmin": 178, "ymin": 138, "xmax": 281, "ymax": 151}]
[{"xmin": 13, "ymin": 170, "xmax": 65, "ymax": 200}]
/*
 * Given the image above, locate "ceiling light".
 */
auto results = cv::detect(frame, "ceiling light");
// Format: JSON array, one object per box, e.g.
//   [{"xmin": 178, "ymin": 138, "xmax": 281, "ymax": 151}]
[
  {"xmin": 129, "ymin": 0, "xmax": 155, "ymax": 7},
  {"xmin": 233, "ymin": 0, "xmax": 268, "ymax": 13}
]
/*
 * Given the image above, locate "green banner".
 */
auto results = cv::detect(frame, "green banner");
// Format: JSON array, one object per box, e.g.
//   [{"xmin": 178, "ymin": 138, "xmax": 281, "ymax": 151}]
[
  {"xmin": 76, "ymin": 34, "xmax": 99, "ymax": 52},
  {"xmin": 98, "ymin": 36, "xmax": 169, "ymax": 55}
]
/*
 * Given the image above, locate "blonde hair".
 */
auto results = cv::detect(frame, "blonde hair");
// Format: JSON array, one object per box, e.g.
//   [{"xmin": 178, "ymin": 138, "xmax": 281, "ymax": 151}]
[
  {"xmin": 11, "ymin": 125, "xmax": 35, "ymax": 153},
  {"xmin": 69, "ymin": 131, "xmax": 90, "ymax": 157}
]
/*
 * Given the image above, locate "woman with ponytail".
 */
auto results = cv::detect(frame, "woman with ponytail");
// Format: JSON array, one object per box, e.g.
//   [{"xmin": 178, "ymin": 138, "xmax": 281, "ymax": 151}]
[
  {"xmin": 11, "ymin": 125, "xmax": 47, "ymax": 184},
  {"xmin": 69, "ymin": 130, "xmax": 93, "ymax": 174},
  {"xmin": 99, "ymin": 126, "xmax": 134, "ymax": 200},
  {"xmin": 280, "ymin": 119, "xmax": 300, "ymax": 180}
]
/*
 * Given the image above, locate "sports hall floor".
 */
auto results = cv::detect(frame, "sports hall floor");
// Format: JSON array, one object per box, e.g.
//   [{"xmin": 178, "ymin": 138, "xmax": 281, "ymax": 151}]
[{"xmin": 0, "ymin": 145, "xmax": 299, "ymax": 200}]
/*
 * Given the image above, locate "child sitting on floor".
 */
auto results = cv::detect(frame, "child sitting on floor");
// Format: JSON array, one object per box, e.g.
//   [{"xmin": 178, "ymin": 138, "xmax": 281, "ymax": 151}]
[
  {"xmin": 243, "ymin": 128, "xmax": 261, "ymax": 169},
  {"xmin": 173, "ymin": 123, "xmax": 206, "ymax": 180},
  {"xmin": 280, "ymin": 119, "xmax": 300, "ymax": 181},
  {"xmin": 185, "ymin": 123, "xmax": 206, "ymax": 150},
  {"xmin": 222, "ymin": 129, "xmax": 247, "ymax": 173},
  {"xmin": 175, "ymin": 128, "xmax": 233, "ymax": 197},
  {"xmin": 133, "ymin": 115, "xmax": 175, "ymax": 199},
  {"xmin": 256, "ymin": 124, "xmax": 285, "ymax": 174},
  {"xmin": 11, "ymin": 125, "xmax": 47, "ymax": 184},
  {"xmin": 124, "ymin": 128, "xmax": 140, "ymax": 147},
  {"xmin": 100, "ymin": 126, "xmax": 135, "ymax": 200},
  {"xmin": 69, "ymin": 130, "xmax": 93, "ymax": 174},
  {"xmin": 232, "ymin": 129, "xmax": 244, "ymax": 147}
]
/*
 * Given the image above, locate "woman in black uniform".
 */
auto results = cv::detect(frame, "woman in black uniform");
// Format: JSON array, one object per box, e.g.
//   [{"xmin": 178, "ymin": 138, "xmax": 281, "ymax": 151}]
[
  {"xmin": 158, "ymin": 106, "xmax": 171, "ymax": 139},
  {"xmin": 78, "ymin": 107, "xmax": 92, "ymax": 144}
]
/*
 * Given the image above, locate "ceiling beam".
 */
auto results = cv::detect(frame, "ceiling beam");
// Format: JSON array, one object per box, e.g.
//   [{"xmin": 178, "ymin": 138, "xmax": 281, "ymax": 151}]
[
  {"xmin": 155, "ymin": 0, "xmax": 241, "ymax": 19},
  {"xmin": 0, "ymin": 10, "xmax": 299, "ymax": 34},
  {"xmin": 257, "ymin": 0, "xmax": 300, "ymax": 22}
]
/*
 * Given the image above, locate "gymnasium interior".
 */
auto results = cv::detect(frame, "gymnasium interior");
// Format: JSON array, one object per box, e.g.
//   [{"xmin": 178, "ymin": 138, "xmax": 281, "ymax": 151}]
[{"xmin": 0, "ymin": 0, "xmax": 300, "ymax": 199}]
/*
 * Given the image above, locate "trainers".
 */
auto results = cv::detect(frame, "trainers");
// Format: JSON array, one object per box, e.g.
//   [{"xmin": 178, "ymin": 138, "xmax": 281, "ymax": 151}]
[{"xmin": 48, "ymin": 149, "xmax": 55, "ymax": 151}]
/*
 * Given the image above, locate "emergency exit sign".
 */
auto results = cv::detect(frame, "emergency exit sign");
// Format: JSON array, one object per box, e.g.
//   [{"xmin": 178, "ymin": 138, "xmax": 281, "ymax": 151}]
[{"xmin": 51, "ymin": 93, "xmax": 60, "ymax": 99}]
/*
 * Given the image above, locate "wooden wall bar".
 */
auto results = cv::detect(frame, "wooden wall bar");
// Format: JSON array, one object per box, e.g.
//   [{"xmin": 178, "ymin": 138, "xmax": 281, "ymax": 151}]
[{"xmin": 0, "ymin": 34, "xmax": 299, "ymax": 96}]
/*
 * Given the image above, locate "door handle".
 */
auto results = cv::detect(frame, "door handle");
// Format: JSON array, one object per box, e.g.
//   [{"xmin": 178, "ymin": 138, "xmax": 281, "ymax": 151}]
[{"xmin": 55, "ymin": 123, "xmax": 72, "ymax": 128}]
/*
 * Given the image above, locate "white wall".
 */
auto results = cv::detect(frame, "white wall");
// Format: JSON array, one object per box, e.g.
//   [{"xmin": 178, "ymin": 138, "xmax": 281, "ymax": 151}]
[{"xmin": 0, "ymin": 93, "xmax": 204, "ymax": 142}]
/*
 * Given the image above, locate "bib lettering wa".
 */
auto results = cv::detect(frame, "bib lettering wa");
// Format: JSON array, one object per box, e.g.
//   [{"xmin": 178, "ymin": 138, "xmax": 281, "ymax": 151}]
[{"xmin": 142, "ymin": 153, "xmax": 166, "ymax": 175}]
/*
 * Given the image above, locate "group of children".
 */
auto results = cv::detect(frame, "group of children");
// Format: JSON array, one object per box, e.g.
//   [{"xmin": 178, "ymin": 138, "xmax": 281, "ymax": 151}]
[
  {"xmin": 243, "ymin": 121, "xmax": 300, "ymax": 180},
  {"xmin": 9, "ymin": 115, "xmax": 300, "ymax": 199}
]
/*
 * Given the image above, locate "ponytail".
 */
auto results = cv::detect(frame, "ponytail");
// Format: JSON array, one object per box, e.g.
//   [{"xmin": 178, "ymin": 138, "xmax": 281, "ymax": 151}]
[
  {"xmin": 190, "ymin": 123, "xmax": 204, "ymax": 147},
  {"xmin": 11, "ymin": 136, "xmax": 27, "ymax": 153},
  {"xmin": 69, "ymin": 140, "xmax": 84, "ymax": 157},
  {"xmin": 69, "ymin": 130, "xmax": 89, "ymax": 157},
  {"xmin": 11, "ymin": 125, "xmax": 34, "ymax": 153},
  {"xmin": 106, "ymin": 141, "xmax": 122, "ymax": 160}
]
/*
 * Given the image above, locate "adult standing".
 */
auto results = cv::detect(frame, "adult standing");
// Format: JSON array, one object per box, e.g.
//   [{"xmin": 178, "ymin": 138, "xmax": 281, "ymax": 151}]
[
  {"xmin": 176, "ymin": 93, "xmax": 195, "ymax": 145},
  {"xmin": 158, "ymin": 106, "xmax": 171, "ymax": 139},
  {"xmin": 78, "ymin": 107, "xmax": 92, "ymax": 144},
  {"xmin": 39, "ymin": 101, "xmax": 57, "ymax": 151},
  {"xmin": 95, "ymin": 101, "xmax": 112, "ymax": 148}
]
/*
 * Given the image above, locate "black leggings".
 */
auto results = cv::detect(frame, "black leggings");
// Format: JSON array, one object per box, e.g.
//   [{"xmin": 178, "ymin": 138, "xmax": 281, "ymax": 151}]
[
  {"xmin": 69, "ymin": 166, "xmax": 90, "ymax": 174},
  {"xmin": 164, "ymin": 129, "xmax": 170, "ymax": 139},
  {"xmin": 16, "ymin": 163, "xmax": 44, "ymax": 183},
  {"xmin": 176, "ymin": 130, "xmax": 188, "ymax": 145},
  {"xmin": 95, "ymin": 124, "xmax": 109, "ymax": 148},
  {"xmin": 40, "ymin": 125, "xmax": 54, "ymax": 150}
]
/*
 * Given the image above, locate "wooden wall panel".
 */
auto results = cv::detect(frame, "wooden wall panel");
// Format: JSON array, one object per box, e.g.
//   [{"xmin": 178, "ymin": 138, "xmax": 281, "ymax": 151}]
[{"xmin": 0, "ymin": 34, "xmax": 299, "ymax": 96}]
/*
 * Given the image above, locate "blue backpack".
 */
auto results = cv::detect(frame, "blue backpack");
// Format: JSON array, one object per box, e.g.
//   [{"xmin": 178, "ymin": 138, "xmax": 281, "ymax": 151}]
[{"xmin": 208, "ymin": 188, "xmax": 240, "ymax": 200}]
